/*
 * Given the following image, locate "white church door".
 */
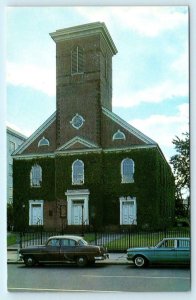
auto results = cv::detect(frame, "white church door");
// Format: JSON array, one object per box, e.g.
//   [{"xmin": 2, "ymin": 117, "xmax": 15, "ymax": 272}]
[
  {"xmin": 122, "ymin": 203, "xmax": 132, "ymax": 224},
  {"xmin": 120, "ymin": 197, "xmax": 137, "ymax": 225},
  {"xmin": 29, "ymin": 200, "xmax": 44, "ymax": 226},
  {"xmin": 72, "ymin": 202, "xmax": 84, "ymax": 225}
]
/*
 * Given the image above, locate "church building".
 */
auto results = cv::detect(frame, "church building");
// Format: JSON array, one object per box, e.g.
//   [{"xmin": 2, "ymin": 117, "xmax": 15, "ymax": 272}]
[{"xmin": 13, "ymin": 22, "xmax": 175, "ymax": 231}]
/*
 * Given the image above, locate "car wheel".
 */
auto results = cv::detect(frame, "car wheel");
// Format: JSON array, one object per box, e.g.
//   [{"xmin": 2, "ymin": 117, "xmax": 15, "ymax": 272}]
[
  {"xmin": 24, "ymin": 256, "xmax": 36, "ymax": 267},
  {"xmin": 134, "ymin": 256, "xmax": 147, "ymax": 268},
  {"xmin": 76, "ymin": 256, "xmax": 88, "ymax": 267}
]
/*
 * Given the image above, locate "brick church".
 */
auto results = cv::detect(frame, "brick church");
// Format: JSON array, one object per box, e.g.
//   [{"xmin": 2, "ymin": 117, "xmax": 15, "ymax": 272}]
[{"xmin": 13, "ymin": 22, "xmax": 175, "ymax": 231}]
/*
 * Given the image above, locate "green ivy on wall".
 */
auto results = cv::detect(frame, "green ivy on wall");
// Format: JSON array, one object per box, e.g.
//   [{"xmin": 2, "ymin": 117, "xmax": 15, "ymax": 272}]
[{"xmin": 13, "ymin": 147, "xmax": 175, "ymax": 231}]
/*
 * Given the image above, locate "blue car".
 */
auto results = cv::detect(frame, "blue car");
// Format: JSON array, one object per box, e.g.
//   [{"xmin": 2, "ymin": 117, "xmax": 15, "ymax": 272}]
[{"xmin": 127, "ymin": 237, "xmax": 190, "ymax": 268}]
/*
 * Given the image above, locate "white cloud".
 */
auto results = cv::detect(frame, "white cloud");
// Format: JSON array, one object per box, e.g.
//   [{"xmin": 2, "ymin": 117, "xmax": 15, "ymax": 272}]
[
  {"xmin": 6, "ymin": 121, "xmax": 31, "ymax": 137},
  {"xmin": 113, "ymin": 80, "xmax": 188, "ymax": 108},
  {"xmin": 76, "ymin": 6, "xmax": 188, "ymax": 37},
  {"xmin": 171, "ymin": 52, "xmax": 189, "ymax": 79},
  {"xmin": 7, "ymin": 62, "xmax": 56, "ymax": 97},
  {"xmin": 130, "ymin": 103, "xmax": 189, "ymax": 152}
]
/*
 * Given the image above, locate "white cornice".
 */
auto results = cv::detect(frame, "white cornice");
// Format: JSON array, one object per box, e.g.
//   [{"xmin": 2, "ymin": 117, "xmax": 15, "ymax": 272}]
[
  {"xmin": 12, "ymin": 153, "xmax": 55, "ymax": 160},
  {"xmin": 103, "ymin": 145, "xmax": 157, "ymax": 153},
  {"xmin": 50, "ymin": 22, "xmax": 117, "ymax": 56},
  {"xmin": 13, "ymin": 144, "xmax": 158, "ymax": 160},
  {"xmin": 102, "ymin": 107, "xmax": 157, "ymax": 145},
  {"xmin": 56, "ymin": 148, "xmax": 102, "ymax": 156},
  {"xmin": 7, "ymin": 126, "xmax": 27, "ymax": 140},
  {"xmin": 12, "ymin": 112, "xmax": 56, "ymax": 155}
]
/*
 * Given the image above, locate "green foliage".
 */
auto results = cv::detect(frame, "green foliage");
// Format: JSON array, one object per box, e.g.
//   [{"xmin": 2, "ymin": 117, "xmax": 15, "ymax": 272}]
[
  {"xmin": 170, "ymin": 132, "xmax": 190, "ymax": 216},
  {"xmin": 7, "ymin": 233, "xmax": 19, "ymax": 246},
  {"xmin": 13, "ymin": 148, "xmax": 175, "ymax": 231}
]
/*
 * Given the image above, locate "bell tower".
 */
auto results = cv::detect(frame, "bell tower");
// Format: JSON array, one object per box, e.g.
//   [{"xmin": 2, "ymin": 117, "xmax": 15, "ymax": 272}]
[{"xmin": 50, "ymin": 22, "xmax": 117, "ymax": 148}]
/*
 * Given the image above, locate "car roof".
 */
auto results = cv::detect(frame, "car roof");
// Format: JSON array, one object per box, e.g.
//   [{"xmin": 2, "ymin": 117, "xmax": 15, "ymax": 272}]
[
  {"xmin": 48, "ymin": 235, "xmax": 83, "ymax": 241},
  {"xmin": 162, "ymin": 237, "xmax": 190, "ymax": 241}
]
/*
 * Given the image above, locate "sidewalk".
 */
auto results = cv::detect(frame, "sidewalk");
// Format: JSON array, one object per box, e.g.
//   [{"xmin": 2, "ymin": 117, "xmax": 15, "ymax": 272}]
[{"xmin": 7, "ymin": 248, "xmax": 128, "ymax": 265}]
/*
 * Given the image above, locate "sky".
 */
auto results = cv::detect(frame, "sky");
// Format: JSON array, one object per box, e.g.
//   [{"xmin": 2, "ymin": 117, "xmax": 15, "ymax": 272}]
[{"xmin": 6, "ymin": 6, "xmax": 189, "ymax": 162}]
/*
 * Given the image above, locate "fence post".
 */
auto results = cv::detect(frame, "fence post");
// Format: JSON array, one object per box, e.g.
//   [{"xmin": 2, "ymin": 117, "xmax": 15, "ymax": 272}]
[
  {"xmin": 128, "ymin": 227, "xmax": 131, "ymax": 248},
  {"xmin": 19, "ymin": 232, "xmax": 22, "ymax": 249},
  {"xmin": 40, "ymin": 227, "xmax": 43, "ymax": 245}
]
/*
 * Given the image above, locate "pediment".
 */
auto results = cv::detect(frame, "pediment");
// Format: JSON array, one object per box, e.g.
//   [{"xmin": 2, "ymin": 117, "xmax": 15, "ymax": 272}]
[{"xmin": 56, "ymin": 136, "xmax": 99, "ymax": 151}]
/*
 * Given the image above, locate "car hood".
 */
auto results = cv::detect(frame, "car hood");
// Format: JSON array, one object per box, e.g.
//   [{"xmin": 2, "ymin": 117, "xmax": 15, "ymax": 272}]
[{"xmin": 127, "ymin": 246, "xmax": 155, "ymax": 252}]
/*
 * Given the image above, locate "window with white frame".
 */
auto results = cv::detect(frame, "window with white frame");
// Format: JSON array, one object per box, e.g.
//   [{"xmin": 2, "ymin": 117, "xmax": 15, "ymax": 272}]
[
  {"xmin": 38, "ymin": 136, "xmax": 50, "ymax": 147},
  {"xmin": 9, "ymin": 141, "xmax": 16, "ymax": 153},
  {"xmin": 121, "ymin": 158, "xmax": 134, "ymax": 183},
  {"xmin": 113, "ymin": 130, "xmax": 126, "ymax": 141},
  {"xmin": 8, "ymin": 187, "xmax": 13, "ymax": 203},
  {"xmin": 71, "ymin": 46, "xmax": 84, "ymax": 74},
  {"xmin": 29, "ymin": 200, "xmax": 44, "ymax": 225},
  {"xmin": 72, "ymin": 160, "xmax": 84, "ymax": 185},
  {"xmin": 30, "ymin": 164, "xmax": 42, "ymax": 187}
]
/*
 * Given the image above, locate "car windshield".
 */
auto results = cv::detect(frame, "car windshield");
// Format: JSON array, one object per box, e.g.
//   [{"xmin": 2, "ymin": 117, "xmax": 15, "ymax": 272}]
[{"xmin": 78, "ymin": 239, "xmax": 88, "ymax": 246}]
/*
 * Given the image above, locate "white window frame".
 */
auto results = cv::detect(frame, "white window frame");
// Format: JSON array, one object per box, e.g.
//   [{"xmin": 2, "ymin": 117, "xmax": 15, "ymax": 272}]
[
  {"xmin": 8, "ymin": 187, "xmax": 13, "ymax": 203},
  {"xmin": 30, "ymin": 164, "xmax": 42, "ymax": 187},
  {"xmin": 38, "ymin": 136, "xmax": 50, "ymax": 147},
  {"xmin": 113, "ymin": 130, "xmax": 126, "ymax": 141},
  {"xmin": 72, "ymin": 159, "xmax": 84, "ymax": 185},
  {"xmin": 119, "ymin": 197, "xmax": 137, "ymax": 225},
  {"xmin": 29, "ymin": 200, "xmax": 44, "ymax": 226},
  {"xmin": 9, "ymin": 141, "xmax": 16, "ymax": 153},
  {"xmin": 121, "ymin": 158, "xmax": 134, "ymax": 183},
  {"xmin": 70, "ymin": 113, "xmax": 85, "ymax": 130}
]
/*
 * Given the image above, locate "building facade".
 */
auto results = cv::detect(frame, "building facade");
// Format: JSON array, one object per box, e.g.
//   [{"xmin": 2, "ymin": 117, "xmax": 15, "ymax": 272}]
[
  {"xmin": 7, "ymin": 127, "xmax": 26, "ymax": 204},
  {"xmin": 13, "ymin": 22, "xmax": 175, "ymax": 231}
]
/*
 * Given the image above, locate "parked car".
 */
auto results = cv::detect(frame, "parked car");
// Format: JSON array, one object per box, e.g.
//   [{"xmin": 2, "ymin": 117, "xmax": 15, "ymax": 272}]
[
  {"xmin": 19, "ymin": 235, "xmax": 109, "ymax": 267},
  {"xmin": 127, "ymin": 237, "xmax": 190, "ymax": 268}
]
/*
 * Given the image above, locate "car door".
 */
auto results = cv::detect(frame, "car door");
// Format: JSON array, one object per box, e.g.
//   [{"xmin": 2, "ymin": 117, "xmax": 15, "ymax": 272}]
[
  {"xmin": 176, "ymin": 239, "xmax": 190, "ymax": 263},
  {"xmin": 59, "ymin": 238, "xmax": 78, "ymax": 262},
  {"xmin": 155, "ymin": 239, "xmax": 177, "ymax": 263},
  {"xmin": 43, "ymin": 238, "xmax": 61, "ymax": 262}
]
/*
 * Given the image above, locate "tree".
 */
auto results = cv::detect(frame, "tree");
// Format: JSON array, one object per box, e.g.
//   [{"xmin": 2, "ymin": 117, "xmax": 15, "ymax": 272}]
[{"xmin": 170, "ymin": 132, "xmax": 190, "ymax": 217}]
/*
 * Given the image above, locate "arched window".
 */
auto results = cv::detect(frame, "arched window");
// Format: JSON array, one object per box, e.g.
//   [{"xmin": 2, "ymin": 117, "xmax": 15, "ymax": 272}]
[
  {"xmin": 121, "ymin": 158, "xmax": 134, "ymax": 183},
  {"xmin": 38, "ymin": 136, "xmax": 50, "ymax": 147},
  {"xmin": 72, "ymin": 160, "xmax": 84, "ymax": 185},
  {"xmin": 30, "ymin": 164, "xmax": 42, "ymax": 187},
  {"xmin": 113, "ymin": 130, "xmax": 126, "ymax": 141},
  {"xmin": 71, "ymin": 46, "xmax": 84, "ymax": 74}
]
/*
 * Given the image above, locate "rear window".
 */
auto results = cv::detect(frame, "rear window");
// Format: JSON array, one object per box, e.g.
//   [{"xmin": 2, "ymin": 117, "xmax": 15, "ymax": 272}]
[{"xmin": 178, "ymin": 239, "xmax": 190, "ymax": 248}]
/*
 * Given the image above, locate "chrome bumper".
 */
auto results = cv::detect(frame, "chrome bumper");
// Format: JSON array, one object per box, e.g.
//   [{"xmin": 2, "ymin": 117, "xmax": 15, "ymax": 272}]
[{"xmin": 95, "ymin": 253, "xmax": 109, "ymax": 260}]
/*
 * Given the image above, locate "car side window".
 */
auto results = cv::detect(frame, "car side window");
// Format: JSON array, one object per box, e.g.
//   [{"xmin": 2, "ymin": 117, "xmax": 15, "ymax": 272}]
[
  {"xmin": 47, "ymin": 239, "xmax": 60, "ymax": 246},
  {"xmin": 159, "ymin": 240, "xmax": 175, "ymax": 248},
  {"xmin": 178, "ymin": 240, "xmax": 190, "ymax": 248},
  {"xmin": 69, "ymin": 239, "xmax": 77, "ymax": 246},
  {"xmin": 61, "ymin": 239, "xmax": 77, "ymax": 246}
]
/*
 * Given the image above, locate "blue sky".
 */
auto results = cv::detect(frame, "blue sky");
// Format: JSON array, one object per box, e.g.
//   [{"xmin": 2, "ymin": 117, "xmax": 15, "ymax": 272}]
[{"xmin": 6, "ymin": 6, "xmax": 189, "ymax": 161}]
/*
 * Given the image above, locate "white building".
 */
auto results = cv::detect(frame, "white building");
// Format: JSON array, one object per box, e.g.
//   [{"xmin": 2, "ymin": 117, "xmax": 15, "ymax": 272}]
[{"xmin": 7, "ymin": 127, "xmax": 26, "ymax": 203}]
